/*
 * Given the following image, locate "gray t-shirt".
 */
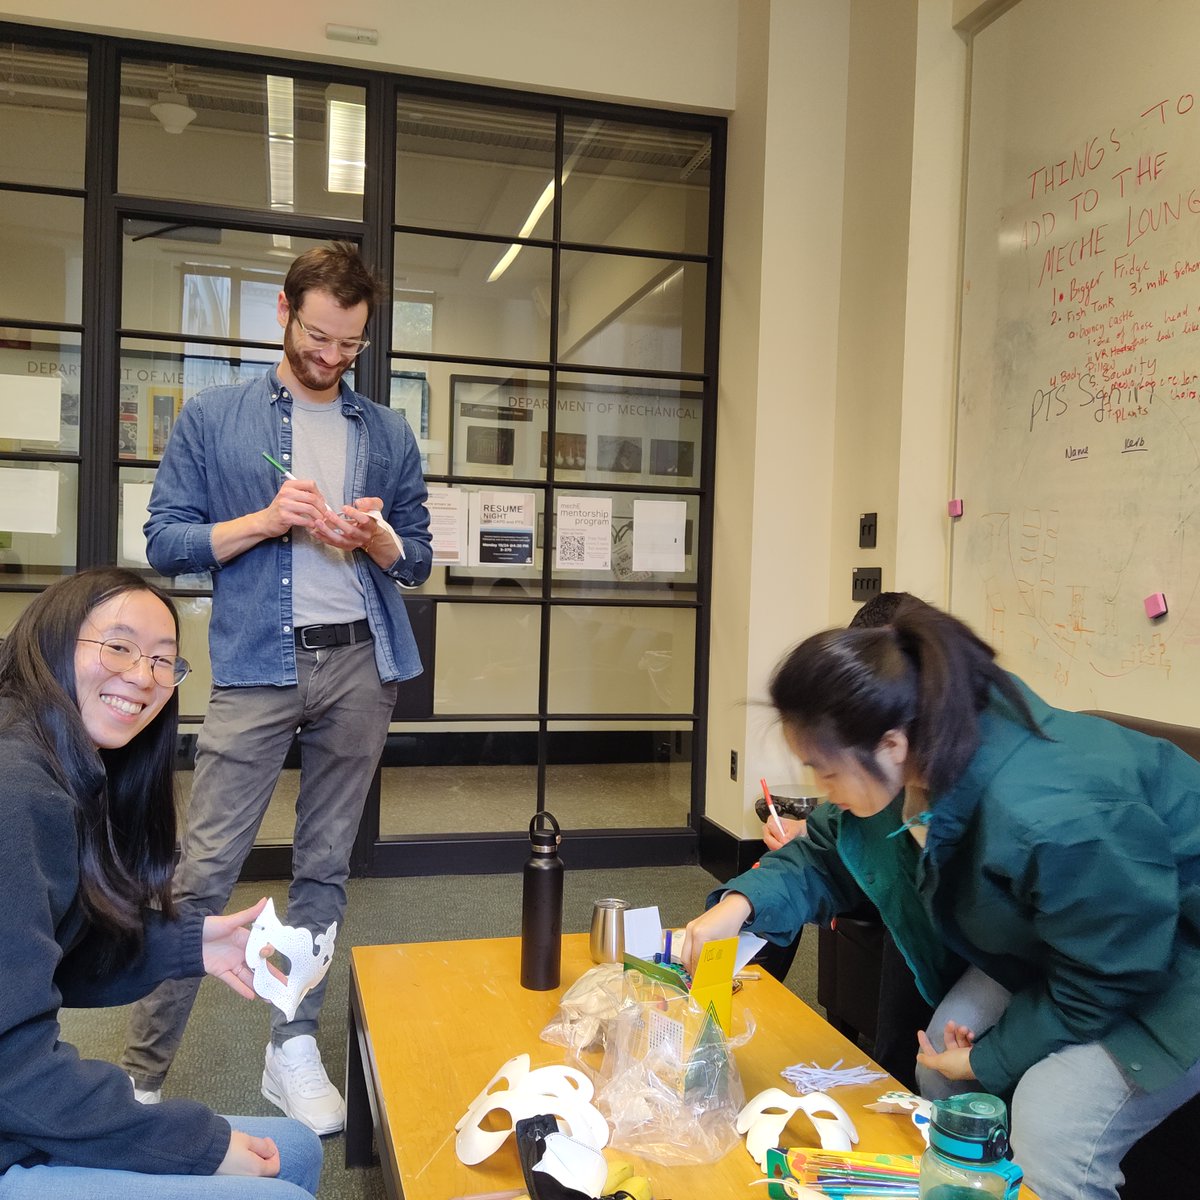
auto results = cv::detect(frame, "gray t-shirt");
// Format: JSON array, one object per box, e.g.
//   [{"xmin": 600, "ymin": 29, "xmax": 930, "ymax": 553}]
[{"xmin": 289, "ymin": 397, "xmax": 366, "ymax": 627}]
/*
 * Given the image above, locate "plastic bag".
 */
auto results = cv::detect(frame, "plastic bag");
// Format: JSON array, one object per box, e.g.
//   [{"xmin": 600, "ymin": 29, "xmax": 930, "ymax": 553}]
[
  {"xmin": 592, "ymin": 971, "xmax": 754, "ymax": 1166},
  {"xmin": 539, "ymin": 962, "xmax": 633, "ymax": 1059}
]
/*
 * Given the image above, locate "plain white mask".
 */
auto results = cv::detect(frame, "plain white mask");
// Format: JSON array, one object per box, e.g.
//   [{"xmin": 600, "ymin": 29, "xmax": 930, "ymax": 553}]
[
  {"xmin": 454, "ymin": 1063, "xmax": 609, "ymax": 1166},
  {"xmin": 243, "ymin": 897, "xmax": 336, "ymax": 1023},
  {"xmin": 737, "ymin": 1087, "xmax": 859, "ymax": 1169}
]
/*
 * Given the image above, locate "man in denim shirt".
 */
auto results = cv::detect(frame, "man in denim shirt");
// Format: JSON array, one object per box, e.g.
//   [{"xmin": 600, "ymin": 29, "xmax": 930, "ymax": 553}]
[{"xmin": 122, "ymin": 243, "xmax": 432, "ymax": 1134}]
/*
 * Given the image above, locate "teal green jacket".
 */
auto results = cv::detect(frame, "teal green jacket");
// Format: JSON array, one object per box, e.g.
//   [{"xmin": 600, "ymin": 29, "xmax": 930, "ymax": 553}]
[{"xmin": 720, "ymin": 680, "xmax": 1200, "ymax": 1096}]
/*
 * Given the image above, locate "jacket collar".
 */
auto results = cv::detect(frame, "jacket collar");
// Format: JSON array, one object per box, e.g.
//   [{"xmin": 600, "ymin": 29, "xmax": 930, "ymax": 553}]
[{"xmin": 266, "ymin": 367, "xmax": 364, "ymax": 416}]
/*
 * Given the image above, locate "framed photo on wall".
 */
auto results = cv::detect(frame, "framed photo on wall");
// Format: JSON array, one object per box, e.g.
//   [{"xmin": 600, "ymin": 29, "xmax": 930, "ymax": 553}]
[{"xmin": 449, "ymin": 374, "xmax": 703, "ymax": 487}]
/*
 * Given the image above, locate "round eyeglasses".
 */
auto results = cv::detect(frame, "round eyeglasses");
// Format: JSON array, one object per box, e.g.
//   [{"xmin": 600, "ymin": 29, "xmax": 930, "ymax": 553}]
[
  {"xmin": 293, "ymin": 313, "xmax": 370, "ymax": 358},
  {"xmin": 77, "ymin": 638, "xmax": 191, "ymax": 688}
]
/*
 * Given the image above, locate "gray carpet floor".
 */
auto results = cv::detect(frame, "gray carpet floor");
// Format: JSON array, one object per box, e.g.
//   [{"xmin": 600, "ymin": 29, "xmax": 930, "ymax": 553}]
[{"xmin": 61, "ymin": 866, "xmax": 821, "ymax": 1198}]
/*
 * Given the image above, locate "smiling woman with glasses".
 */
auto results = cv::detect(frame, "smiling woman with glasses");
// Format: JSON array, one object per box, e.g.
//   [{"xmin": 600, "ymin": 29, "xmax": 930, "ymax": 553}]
[
  {"xmin": 0, "ymin": 568, "xmax": 322, "ymax": 1194},
  {"xmin": 76, "ymin": 636, "xmax": 192, "ymax": 687}
]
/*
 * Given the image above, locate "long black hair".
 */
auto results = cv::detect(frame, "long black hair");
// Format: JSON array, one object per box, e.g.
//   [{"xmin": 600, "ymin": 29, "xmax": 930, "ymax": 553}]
[
  {"xmin": 769, "ymin": 597, "xmax": 1042, "ymax": 795},
  {"xmin": 0, "ymin": 568, "xmax": 179, "ymax": 950}
]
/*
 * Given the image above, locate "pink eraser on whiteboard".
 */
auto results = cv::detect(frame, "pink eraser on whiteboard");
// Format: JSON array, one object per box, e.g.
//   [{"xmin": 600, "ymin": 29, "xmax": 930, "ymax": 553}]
[
  {"xmin": 947, "ymin": 499, "xmax": 964, "ymax": 517},
  {"xmin": 1144, "ymin": 592, "xmax": 1168, "ymax": 619}
]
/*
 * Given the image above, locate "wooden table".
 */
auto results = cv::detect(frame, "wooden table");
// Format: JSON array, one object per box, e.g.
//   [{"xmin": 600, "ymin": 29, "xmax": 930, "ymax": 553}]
[{"xmin": 345, "ymin": 933, "xmax": 932, "ymax": 1199}]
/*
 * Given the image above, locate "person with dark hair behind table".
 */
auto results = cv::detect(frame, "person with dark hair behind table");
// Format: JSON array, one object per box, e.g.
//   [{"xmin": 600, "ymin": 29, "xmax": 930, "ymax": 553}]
[
  {"xmin": 752, "ymin": 592, "xmax": 935, "ymax": 1089},
  {"xmin": 121, "ymin": 242, "xmax": 433, "ymax": 1133},
  {"xmin": 0, "ymin": 568, "xmax": 321, "ymax": 1198},
  {"xmin": 685, "ymin": 597, "xmax": 1200, "ymax": 1200}
]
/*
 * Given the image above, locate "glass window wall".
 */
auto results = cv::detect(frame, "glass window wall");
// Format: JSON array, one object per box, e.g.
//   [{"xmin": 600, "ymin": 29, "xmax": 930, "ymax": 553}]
[{"xmin": 0, "ymin": 20, "xmax": 722, "ymax": 872}]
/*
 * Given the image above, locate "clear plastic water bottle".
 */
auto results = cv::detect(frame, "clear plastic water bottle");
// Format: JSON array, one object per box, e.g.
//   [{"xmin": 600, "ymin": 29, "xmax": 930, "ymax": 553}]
[
  {"xmin": 520, "ymin": 811, "xmax": 563, "ymax": 990},
  {"xmin": 919, "ymin": 1093, "xmax": 1023, "ymax": 1199}
]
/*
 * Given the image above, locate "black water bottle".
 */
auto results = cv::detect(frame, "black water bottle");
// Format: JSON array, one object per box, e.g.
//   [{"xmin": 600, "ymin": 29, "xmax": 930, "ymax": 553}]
[{"xmin": 520, "ymin": 811, "xmax": 563, "ymax": 990}]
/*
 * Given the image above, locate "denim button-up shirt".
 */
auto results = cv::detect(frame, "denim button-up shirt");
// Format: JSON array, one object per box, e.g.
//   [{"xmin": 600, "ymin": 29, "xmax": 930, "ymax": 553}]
[{"xmin": 145, "ymin": 369, "xmax": 432, "ymax": 687}]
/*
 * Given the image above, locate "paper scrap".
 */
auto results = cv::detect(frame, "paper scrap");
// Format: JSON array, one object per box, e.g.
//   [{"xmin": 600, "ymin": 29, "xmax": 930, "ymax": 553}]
[
  {"xmin": 622, "ymin": 905, "xmax": 663, "ymax": 960},
  {"xmin": 632, "ymin": 499, "xmax": 686, "ymax": 573},
  {"xmin": 0, "ymin": 374, "xmax": 61, "ymax": 443},
  {"xmin": 0, "ymin": 467, "xmax": 59, "ymax": 534},
  {"xmin": 121, "ymin": 482, "xmax": 154, "ymax": 565},
  {"xmin": 780, "ymin": 1059, "xmax": 889, "ymax": 1092}
]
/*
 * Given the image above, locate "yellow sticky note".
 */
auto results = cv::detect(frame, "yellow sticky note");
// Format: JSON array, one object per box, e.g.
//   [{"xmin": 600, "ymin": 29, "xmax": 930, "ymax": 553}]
[{"xmin": 689, "ymin": 935, "xmax": 736, "ymax": 1033}]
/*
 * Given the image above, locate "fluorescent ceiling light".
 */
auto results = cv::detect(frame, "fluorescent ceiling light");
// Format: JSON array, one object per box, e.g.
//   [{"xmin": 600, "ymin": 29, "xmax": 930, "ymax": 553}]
[
  {"xmin": 487, "ymin": 178, "xmax": 556, "ymax": 282},
  {"xmin": 487, "ymin": 120, "xmax": 602, "ymax": 284},
  {"xmin": 326, "ymin": 84, "xmax": 365, "ymax": 195},
  {"xmin": 266, "ymin": 75, "xmax": 295, "ymax": 211}
]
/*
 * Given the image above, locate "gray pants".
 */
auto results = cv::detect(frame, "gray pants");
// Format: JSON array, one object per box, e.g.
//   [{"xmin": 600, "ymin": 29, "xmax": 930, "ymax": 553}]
[
  {"xmin": 122, "ymin": 640, "xmax": 397, "ymax": 1089},
  {"xmin": 916, "ymin": 966, "xmax": 1200, "ymax": 1200}
]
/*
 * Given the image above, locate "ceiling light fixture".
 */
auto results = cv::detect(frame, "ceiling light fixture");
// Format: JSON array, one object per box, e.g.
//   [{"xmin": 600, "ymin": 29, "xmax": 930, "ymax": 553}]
[
  {"xmin": 487, "ymin": 120, "xmax": 603, "ymax": 284},
  {"xmin": 326, "ymin": 83, "xmax": 365, "ymax": 195},
  {"xmin": 150, "ymin": 64, "xmax": 197, "ymax": 135}
]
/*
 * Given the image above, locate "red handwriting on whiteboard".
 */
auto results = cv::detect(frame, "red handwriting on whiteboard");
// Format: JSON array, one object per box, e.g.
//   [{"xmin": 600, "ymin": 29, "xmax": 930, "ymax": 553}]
[{"xmin": 1027, "ymin": 132, "xmax": 1120, "ymax": 200}]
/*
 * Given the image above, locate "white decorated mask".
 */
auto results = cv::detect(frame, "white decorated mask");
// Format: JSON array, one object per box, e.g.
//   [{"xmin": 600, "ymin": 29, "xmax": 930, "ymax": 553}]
[{"xmin": 243, "ymin": 897, "xmax": 336, "ymax": 1022}]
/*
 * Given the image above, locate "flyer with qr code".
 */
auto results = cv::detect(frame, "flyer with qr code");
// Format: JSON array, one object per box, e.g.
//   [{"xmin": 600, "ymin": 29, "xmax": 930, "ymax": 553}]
[{"xmin": 554, "ymin": 495, "xmax": 612, "ymax": 570}]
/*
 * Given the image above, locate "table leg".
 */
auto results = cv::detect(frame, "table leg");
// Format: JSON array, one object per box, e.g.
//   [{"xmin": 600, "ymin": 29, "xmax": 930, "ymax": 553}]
[{"xmin": 345, "ymin": 968, "xmax": 375, "ymax": 1171}]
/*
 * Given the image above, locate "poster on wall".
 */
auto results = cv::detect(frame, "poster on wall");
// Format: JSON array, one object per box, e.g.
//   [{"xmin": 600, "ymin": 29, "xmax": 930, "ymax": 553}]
[
  {"xmin": 449, "ymin": 374, "xmax": 703, "ymax": 485},
  {"xmin": 555, "ymin": 495, "xmax": 612, "ymax": 571},
  {"xmin": 425, "ymin": 487, "xmax": 467, "ymax": 565},
  {"xmin": 118, "ymin": 389, "xmax": 140, "ymax": 460},
  {"xmin": 150, "ymin": 388, "xmax": 183, "ymax": 458},
  {"xmin": 469, "ymin": 490, "xmax": 536, "ymax": 566}
]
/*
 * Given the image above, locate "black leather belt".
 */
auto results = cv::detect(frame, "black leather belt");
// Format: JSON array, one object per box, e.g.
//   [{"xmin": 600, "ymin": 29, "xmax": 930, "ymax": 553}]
[{"xmin": 294, "ymin": 619, "xmax": 372, "ymax": 650}]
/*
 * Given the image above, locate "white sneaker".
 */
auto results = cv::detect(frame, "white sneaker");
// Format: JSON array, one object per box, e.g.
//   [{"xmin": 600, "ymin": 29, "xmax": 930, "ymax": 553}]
[
  {"xmin": 128, "ymin": 1073, "xmax": 162, "ymax": 1105},
  {"xmin": 261, "ymin": 1035, "xmax": 346, "ymax": 1135}
]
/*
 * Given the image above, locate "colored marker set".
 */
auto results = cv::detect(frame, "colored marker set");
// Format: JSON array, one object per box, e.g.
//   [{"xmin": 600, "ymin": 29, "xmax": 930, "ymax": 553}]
[{"xmin": 765, "ymin": 1147, "xmax": 920, "ymax": 1198}]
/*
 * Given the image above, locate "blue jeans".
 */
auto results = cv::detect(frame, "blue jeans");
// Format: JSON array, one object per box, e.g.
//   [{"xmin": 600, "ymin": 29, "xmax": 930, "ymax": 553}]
[
  {"xmin": 0, "ymin": 1117, "xmax": 321, "ymax": 1198},
  {"xmin": 123, "ymin": 640, "xmax": 397, "ymax": 1088},
  {"xmin": 916, "ymin": 966, "xmax": 1200, "ymax": 1200}
]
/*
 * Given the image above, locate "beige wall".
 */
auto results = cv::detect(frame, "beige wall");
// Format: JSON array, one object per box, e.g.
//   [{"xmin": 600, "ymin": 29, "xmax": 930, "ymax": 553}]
[
  {"xmin": 2, "ymin": 0, "xmax": 973, "ymax": 845},
  {"xmin": 0, "ymin": 0, "xmax": 738, "ymax": 112}
]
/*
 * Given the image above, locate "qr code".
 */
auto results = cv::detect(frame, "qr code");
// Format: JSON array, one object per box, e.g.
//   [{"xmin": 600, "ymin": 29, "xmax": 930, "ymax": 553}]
[{"xmin": 560, "ymin": 534, "xmax": 586, "ymax": 563}]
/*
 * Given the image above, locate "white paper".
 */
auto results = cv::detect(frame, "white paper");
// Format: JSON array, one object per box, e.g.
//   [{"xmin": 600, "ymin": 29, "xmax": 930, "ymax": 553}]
[
  {"xmin": 0, "ymin": 374, "xmax": 61, "ymax": 443},
  {"xmin": 632, "ymin": 499, "xmax": 686, "ymax": 573},
  {"xmin": 425, "ymin": 487, "xmax": 467, "ymax": 564},
  {"xmin": 471, "ymin": 490, "xmax": 535, "ymax": 567},
  {"xmin": 0, "ymin": 467, "xmax": 59, "ymax": 534},
  {"xmin": 622, "ymin": 905, "xmax": 664, "ymax": 960},
  {"xmin": 555, "ymin": 495, "xmax": 611, "ymax": 570},
  {"xmin": 736, "ymin": 932, "xmax": 768, "ymax": 973},
  {"xmin": 121, "ymin": 482, "xmax": 154, "ymax": 565}
]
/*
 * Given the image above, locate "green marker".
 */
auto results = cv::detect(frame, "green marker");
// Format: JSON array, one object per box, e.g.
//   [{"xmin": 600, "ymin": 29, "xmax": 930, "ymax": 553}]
[{"xmin": 261, "ymin": 450, "xmax": 293, "ymax": 479}]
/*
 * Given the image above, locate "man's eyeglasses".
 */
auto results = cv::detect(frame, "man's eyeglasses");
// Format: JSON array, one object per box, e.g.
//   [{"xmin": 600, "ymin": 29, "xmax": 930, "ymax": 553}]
[
  {"xmin": 77, "ymin": 638, "xmax": 192, "ymax": 688},
  {"xmin": 293, "ymin": 313, "xmax": 371, "ymax": 358}
]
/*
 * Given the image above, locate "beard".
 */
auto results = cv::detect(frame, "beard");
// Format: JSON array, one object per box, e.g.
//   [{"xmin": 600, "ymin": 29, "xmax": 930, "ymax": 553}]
[{"xmin": 282, "ymin": 319, "xmax": 351, "ymax": 394}]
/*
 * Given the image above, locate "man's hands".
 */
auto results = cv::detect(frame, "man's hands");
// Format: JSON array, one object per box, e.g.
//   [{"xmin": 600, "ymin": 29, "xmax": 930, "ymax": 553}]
[
  {"xmin": 216, "ymin": 1130, "xmax": 281, "ymax": 1178},
  {"xmin": 682, "ymin": 892, "xmax": 752, "ymax": 975},
  {"xmin": 916, "ymin": 1019, "xmax": 978, "ymax": 1082}
]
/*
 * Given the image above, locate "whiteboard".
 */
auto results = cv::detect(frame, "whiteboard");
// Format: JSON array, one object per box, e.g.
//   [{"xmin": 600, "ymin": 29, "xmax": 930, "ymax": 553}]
[{"xmin": 951, "ymin": 0, "xmax": 1200, "ymax": 721}]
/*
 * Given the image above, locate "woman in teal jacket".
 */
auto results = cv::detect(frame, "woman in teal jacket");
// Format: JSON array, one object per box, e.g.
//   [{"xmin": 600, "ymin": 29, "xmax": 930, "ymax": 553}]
[{"xmin": 685, "ymin": 599, "xmax": 1200, "ymax": 1200}]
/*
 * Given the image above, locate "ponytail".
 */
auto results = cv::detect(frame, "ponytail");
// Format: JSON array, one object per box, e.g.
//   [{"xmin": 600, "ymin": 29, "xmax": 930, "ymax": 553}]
[{"xmin": 769, "ymin": 598, "xmax": 1042, "ymax": 795}]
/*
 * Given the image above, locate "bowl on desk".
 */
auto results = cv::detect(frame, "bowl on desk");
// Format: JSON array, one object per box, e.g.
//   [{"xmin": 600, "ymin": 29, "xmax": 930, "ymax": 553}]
[{"xmin": 754, "ymin": 789, "xmax": 822, "ymax": 825}]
